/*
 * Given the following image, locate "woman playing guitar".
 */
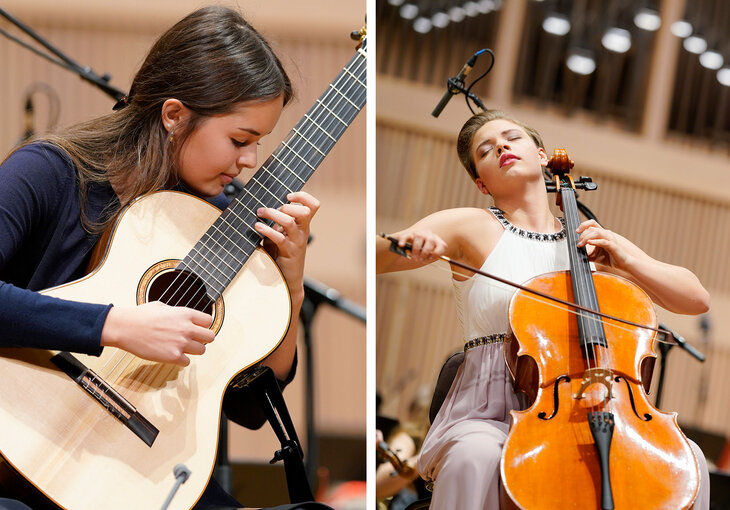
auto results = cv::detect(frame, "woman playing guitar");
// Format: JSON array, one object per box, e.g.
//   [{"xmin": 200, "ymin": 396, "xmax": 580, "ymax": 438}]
[
  {"xmin": 376, "ymin": 110, "xmax": 711, "ymax": 509},
  {"xmin": 0, "ymin": 6, "xmax": 326, "ymax": 510}
]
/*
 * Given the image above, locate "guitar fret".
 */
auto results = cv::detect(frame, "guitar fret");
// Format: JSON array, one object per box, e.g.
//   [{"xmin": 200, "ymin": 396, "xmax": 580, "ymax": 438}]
[
  {"xmin": 292, "ymin": 127, "xmax": 327, "ymax": 157},
  {"xmin": 230, "ymin": 197, "xmax": 259, "ymax": 221},
  {"xmin": 328, "ymin": 83, "xmax": 360, "ymax": 110},
  {"xmin": 270, "ymin": 156, "xmax": 308, "ymax": 182},
  {"xmin": 281, "ymin": 141, "xmax": 318, "ymax": 171},
  {"xmin": 304, "ymin": 113, "xmax": 337, "ymax": 142},
  {"xmin": 185, "ymin": 253, "xmax": 226, "ymax": 294},
  {"xmin": 250, "ymin": 176, "xmax": 286, "ymax": 205},
  {"xmin": 343, "ymin": 67, "xmax": 365, "ymax": 88},
  {"xmin": 241, "ymin": 186, "xmax": 267, "ymax": 210},
  {"xmin": 204, "ymin": 225, "xmax": 246, "ymax": 270},
  {"xmin": 315, "ymin": 99, "xmax": 348, "ymax": 126},
  {"xmin": 261, "ymin": 168, "xmax": 295, "ymax": 194}
]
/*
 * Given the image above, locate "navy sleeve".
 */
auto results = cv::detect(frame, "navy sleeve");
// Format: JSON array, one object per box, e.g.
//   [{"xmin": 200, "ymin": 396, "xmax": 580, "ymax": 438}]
[
  {"xmin": 0, "ymin": 145, "xmax": 109, "ymax": 355},
  {"xmin": 0, "ymin": 282, "xmax": 110, "ymax": 355}
]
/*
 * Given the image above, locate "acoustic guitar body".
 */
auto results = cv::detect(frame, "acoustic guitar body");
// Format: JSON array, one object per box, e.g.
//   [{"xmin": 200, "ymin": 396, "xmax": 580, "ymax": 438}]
[{"xmin": 0, "ymin": 191, "xmax": 291, "ymax": 509}]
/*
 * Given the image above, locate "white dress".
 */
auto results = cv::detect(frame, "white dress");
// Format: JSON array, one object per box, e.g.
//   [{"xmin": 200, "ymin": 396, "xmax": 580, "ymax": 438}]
[{"xmin": 416, "ymin": 207, "xmax": 710, "ymax": 510}]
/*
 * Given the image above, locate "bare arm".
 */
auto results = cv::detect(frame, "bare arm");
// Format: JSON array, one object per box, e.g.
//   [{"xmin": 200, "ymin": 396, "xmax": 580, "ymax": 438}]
[
  {"xmin": 577, "ymin": 220, "xmax": 710, "ymax": 314},
  {"xmin": 377, "ymin": 208, "xmax": 490, "ymax": 274}
]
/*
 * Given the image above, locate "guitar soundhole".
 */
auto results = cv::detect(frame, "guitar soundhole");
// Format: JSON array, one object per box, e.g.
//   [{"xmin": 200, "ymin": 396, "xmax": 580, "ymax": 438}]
[{"xmin": 147, "ymin": 270, "xmax": 215, "ymax": 314}]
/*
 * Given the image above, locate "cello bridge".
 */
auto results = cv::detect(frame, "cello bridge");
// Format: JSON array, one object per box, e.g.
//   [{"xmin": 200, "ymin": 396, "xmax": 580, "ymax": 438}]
[{"xmin": 573, "ymin": 368, "xmax": 614, "ymax": 403}]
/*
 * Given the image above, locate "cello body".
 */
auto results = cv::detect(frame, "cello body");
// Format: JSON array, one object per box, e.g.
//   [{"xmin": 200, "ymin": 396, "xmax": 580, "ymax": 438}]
[
  {"xmin": 501, "ymin": 271, "xmax": 699, "ymax": 509},
  {"xmin": 500, "ymin": 149, "xmax": 700, "ymax": 509}
]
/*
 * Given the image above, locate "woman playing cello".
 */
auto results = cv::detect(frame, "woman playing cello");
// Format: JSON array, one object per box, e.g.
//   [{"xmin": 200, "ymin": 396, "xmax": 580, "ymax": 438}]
[{"xmin": 376, "ymin": 110, "xmax": 711, "ymax": 509}]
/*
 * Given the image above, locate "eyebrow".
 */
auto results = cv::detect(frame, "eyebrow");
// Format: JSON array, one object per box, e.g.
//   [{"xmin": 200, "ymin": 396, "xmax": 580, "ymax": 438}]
[
  {"xmin": 237, "ymin": 127, "xmax": 262, "ymax": 136},
  {"xmin": 474, "ymin": 129, "xmax": 523, "ymax": 154}
]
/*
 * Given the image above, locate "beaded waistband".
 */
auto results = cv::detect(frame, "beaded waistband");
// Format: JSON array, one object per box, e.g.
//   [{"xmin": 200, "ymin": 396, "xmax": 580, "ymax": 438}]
[{"xmin": 464, "ymin": 333, "xmax": 506, "ymax": 352}]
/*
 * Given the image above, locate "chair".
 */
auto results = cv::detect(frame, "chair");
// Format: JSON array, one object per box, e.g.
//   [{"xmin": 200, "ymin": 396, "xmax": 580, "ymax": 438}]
[{"xmin": 402, "ymin": 351, "xmax": 465, "ymax": 510}]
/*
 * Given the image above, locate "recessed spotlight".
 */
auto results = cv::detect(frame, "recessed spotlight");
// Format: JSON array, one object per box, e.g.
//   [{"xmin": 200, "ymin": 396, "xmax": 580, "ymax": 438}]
[
  {"xmin": 413, "ymin": 16, "xmax": 432, "ymax": 33},
  {"xmin": 602, "ymin": 27, "xmax": 632, "ymax": 53},
  {"xmin": 634, "ymin": 8, "xmax": 661, "ymax": 31},
  {"xmin": 400, "ymin": 4, "xmax": 419, "ymax": 20},
  {"xmin": 671, "ymin": 20, "xmax": 693, "ymax": 38},
  {"xmin": 567, "ymin": 49, "xmax": 596, "ymax": 75},
  {"xmin": 683, "ymin": 35, "xmax": 708, "ymax": 55},
  {"xmin": 542, "ymin": 14, "xmax": 570, "ymax": 36}
]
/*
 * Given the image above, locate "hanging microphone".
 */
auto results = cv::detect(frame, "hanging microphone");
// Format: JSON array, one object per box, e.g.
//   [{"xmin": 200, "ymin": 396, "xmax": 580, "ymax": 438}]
[{"xmin": 432, "ymin": 53, "xmax": 478, "ymax": 118}]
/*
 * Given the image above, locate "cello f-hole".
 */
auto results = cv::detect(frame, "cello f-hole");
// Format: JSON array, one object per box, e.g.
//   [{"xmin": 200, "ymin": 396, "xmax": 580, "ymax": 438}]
[
  {"xmin": 537, "ymin": 375, "xmax": 571, "ymax": 421},
  {"xmin": 615, "ymin": 376, "xmax": 653, "ymax": 422}
]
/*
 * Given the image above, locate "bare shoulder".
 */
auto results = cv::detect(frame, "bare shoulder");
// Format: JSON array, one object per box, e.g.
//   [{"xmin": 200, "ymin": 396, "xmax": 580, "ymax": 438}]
[{"xmin": 450, "ymin": 207, "xmax": 504, "ymax": 267}]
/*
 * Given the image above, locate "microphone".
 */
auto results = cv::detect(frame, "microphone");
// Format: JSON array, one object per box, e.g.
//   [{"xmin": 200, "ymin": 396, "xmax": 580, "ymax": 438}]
[{"xmin": 432, "ymin": 53, "xmax": 478, "ymax": 118}]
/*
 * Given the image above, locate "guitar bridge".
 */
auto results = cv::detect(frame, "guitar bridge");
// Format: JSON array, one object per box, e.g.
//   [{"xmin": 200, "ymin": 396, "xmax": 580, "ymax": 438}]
[{"xmin": 51, "ymin": 352, "xmax": 159, "ymax": 447}]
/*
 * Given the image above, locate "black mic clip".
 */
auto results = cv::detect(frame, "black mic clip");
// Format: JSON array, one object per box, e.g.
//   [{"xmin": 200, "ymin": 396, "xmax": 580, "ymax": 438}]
[{"xmin": 432, "ymin": 50, "xmax": 491, "ymax": 118}]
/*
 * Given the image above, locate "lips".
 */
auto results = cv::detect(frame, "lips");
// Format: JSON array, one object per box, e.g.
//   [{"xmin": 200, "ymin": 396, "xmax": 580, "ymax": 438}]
[{"xmin": 500, "ymin": 152, "xmax": 519, "ymax": 168}]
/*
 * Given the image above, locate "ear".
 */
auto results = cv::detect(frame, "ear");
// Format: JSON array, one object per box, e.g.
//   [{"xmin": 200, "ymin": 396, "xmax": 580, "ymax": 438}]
[
  {"xmin": 474, "ymin": 177, "xmax": 490, "ymax": 196},
  {"xmin": 537, "ymin": 147, "xmax": 548, "ymax": 167},
  {"xmin": 161, "ymin": 99, "xmax": 191, "ymax": 133}
]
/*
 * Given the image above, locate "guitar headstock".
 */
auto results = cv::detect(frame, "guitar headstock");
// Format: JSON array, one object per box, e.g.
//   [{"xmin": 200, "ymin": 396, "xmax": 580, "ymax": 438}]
[{"xmin": 351, "ymin": 24, "xmax": 366, "ymax": 50}]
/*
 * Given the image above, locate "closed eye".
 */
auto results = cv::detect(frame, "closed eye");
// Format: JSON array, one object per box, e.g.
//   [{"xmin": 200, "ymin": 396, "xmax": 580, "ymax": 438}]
[{"xmin": 232, "ymin": 139, "xmax": 262, "ymax": 148}]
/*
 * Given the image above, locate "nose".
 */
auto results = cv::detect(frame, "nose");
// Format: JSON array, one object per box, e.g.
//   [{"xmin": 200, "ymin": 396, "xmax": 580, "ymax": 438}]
[
  {"xmin": 497, "ymin": 141, "xmax": 511, "ymax": 155},
  {"xmin": 237, "ymin": 144, "xmax": 258, "ymax": 170}
]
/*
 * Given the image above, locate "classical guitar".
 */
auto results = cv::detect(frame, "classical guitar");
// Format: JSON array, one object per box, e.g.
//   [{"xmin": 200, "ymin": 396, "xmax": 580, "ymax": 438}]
[{"xmin": 0, "ymin": 31, "xmax": 366, "ymax": 510}]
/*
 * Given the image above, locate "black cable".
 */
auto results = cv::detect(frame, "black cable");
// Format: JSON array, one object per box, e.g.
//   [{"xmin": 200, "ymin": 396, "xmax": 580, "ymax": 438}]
[{"xmin": 464, "ymin": 48, "xmax": 495, "ymax": 114}]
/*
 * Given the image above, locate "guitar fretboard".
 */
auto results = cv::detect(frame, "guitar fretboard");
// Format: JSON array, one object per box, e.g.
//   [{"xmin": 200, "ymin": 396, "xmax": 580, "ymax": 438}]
[{"xmin": 179, "ymin": 44, "xmax": 367, "ymax": 299}]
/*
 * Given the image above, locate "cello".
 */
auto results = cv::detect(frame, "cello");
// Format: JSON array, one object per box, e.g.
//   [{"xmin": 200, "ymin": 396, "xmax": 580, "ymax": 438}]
[{"xmin": 500, "ymin": 149, "xmax": 700, "ymax": 509}]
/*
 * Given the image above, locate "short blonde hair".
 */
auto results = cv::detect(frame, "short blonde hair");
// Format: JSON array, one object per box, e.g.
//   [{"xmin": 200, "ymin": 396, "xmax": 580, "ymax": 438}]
[{"xmin": 456, "ymin": 110, "xmax": 544, "ymax": 180}]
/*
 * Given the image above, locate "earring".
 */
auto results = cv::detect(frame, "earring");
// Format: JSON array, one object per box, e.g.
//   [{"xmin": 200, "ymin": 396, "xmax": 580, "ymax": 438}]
[{"xmin": 168, "ymin": 128, "xmax": 175, "ymax": 143}]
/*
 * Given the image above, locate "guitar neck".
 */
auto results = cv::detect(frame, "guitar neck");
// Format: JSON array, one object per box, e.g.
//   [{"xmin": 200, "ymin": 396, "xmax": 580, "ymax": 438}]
[{"xmin": 180, "ymin": 43, "xmax": 367, "ymax": 298}]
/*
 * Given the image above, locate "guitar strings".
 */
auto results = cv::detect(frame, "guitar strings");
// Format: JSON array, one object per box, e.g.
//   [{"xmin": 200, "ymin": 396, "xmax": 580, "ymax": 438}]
[{"xmin": 96, "ymin": 47, "xmax": 367, "ymax": 402}]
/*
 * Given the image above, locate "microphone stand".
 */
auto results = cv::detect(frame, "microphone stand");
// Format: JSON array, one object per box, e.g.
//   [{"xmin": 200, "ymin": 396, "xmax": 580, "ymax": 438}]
[
  {"xmin": 300, "ymin": 277, "xmax": 365, "ymax": 488},
  {"xmin": 654, "ymin": 322, "xmax": 706, "ymax": 409},
  {"xmin": 0, "ymin": 7, "xmax": 125, "ymax": 102}
]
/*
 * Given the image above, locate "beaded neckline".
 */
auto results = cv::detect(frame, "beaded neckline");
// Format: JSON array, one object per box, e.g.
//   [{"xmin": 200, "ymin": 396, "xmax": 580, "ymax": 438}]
[{"xmin": 488, "ymin": 207, "xmax": 566, "ymax": 242}]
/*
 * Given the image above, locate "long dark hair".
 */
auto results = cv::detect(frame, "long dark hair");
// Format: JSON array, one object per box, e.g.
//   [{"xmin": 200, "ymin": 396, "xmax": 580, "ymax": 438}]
[{"xmin": 41, "ymin": 6, "xmax": 293, "ymax": 232}]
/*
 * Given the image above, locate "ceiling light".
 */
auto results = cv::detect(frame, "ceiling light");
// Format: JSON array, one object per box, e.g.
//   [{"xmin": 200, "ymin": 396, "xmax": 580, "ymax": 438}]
[
  {"xmin": 634, "ymin": 8, "xmax": 661, "ymax": 31},
  {"xmin": 478, "ymin": 0, "xmax": 495, "ymax": 14},
  {"xmin": 566, "ymin": 49, "xmax": 596, "ymax": 75},
  {"xmin": 413, "ymin": 16, "xmax": 432, "ymax": 33},
  {"xmin": 602, "ymin": 27, "xmax": 632, "ymax": 53},
  {"xmin": 542, "ymin": 14, "xmax": 570, "ymax": 36},
  {"xmin": 683, "ymin": 35, "xmax": 707, "ymax": 55},
  {"xmin": 717, "ymin": 68, "xmax": 730, "ymax": 87},
  {"xmin": 400, "ymin": 4, "xmax": 419, "ymax": 20},
  {"xmin": 449, "ymin": 7, "xmax": 466, "ymax": 23},
  {"xmin": 671, "ymin": 20, "xmax": 693, "ymax": 38},
  {"xmin": 464, "ymin": 2, "xmax": 480, "ymax": 17},
  {"xmin": 699, "ymin": 50, "xmax": 724, "ymax": 70},
  {"xmin": 432, "ymin": 12, "xmax": 450, "ymax": 28},
  {"xmin": 388, "ymin": 0, "xmax": 405, "ymax": 5}
]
